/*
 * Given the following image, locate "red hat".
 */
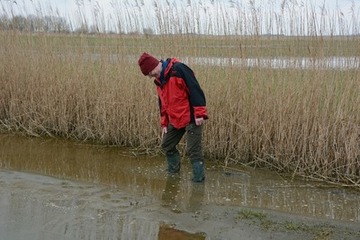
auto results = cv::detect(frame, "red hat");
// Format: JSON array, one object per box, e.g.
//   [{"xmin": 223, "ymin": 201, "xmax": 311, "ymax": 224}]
[{"xmin": 138, "ymin": 52, "xmax": 159, "ymax": 76}]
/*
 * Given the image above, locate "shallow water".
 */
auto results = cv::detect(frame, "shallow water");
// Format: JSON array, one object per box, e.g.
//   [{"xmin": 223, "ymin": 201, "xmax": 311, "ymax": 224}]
[{"xmin": 0, "ymin": 133, "xmax": 359, "ymax": 239}]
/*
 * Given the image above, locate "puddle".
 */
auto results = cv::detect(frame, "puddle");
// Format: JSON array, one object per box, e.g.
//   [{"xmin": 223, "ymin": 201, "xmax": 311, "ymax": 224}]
[{"xmin": 0, "ymin": 133, "xmax": 360, "ymax": 239}]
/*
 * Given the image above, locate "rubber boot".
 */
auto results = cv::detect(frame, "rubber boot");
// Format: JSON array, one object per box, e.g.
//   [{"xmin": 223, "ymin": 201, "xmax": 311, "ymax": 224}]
[
  {"xmin": 191, "ymin": 160, "xmax": 205, "ymax": 183},
  {"xmin": 166, "ymin": 152, "xmax": 181, "ymax": 174}
]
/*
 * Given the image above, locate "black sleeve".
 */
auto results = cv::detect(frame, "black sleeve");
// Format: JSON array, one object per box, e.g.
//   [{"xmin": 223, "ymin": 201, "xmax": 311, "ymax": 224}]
[{"xmin": 173, "ymin": 63, "xmax": 206, "ymax": 107}]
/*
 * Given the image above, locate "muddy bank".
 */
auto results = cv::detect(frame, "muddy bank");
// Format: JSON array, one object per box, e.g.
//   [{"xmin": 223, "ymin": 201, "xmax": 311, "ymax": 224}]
[
  {"xmin": 1, "ymin": 170, "xmax": 360, "ymax": 240},
  {"xmin": 1, "ymin": 133, "xmax": 360, "ymax": 239}
]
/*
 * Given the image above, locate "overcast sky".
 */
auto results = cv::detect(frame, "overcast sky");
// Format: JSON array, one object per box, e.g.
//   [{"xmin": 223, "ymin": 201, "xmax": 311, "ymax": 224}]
[
  {"xmin": 1, "ymin": 0, "xmax": 359, "ymax": 35},
  {"xmin": 10, "ymin": 0, "xmax": 355, "ymax": 15}
]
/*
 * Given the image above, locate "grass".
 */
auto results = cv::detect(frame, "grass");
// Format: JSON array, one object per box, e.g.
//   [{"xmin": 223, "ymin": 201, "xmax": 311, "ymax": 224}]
[{"xmin": 236, "ymin": 209, "xmax": 343, "ymax": 239}]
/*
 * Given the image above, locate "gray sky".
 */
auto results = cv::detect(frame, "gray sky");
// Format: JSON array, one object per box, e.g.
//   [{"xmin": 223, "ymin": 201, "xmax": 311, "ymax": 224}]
[{"xmin": 15, "ymin": 0, "xmax": 355, "ymax": 15}]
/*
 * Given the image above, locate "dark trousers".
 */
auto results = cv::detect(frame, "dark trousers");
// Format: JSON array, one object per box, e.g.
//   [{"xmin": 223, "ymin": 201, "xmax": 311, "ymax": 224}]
[{"xmin": 161, "ymin": 123, "xmax": 204, "ymax": 163}]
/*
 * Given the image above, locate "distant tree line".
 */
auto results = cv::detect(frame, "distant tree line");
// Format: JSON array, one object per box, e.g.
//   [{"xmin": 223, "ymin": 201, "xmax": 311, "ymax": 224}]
[
  {"xmin": 0, "ymin": 14, "xmax": 71, "ymax": 33},
  {"xmin": 0, "ymin": 15, "xmax": 114, "ymax": 34},
  {"xmin": 0, "ymin": 14, "xmax": 155, "ymax": 35}
]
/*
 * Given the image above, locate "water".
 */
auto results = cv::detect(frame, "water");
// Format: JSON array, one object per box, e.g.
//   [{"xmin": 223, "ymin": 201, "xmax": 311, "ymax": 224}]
[
  {"xmin": 186, "ymin": 56, "xmax": 360, "ymax": 69},
  {"xmin": 82, "ymin": 53, "xmax": 360, "ymax": 70},
  {"xmin": 0, "ymin": 133, "xmax": 359, "ymax": 239}
]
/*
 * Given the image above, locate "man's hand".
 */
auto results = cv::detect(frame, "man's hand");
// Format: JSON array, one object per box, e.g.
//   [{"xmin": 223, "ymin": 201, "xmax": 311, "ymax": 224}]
[
  {"xmin": 161, "ymin": 126, "xmax": 167, "ymax": 139},
  {"xmin": 195, "ymin": 117, "xmax": 204, "ymax": 126}
]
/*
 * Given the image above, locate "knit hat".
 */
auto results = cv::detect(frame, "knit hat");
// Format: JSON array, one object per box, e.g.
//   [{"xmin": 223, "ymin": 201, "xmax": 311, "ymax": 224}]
[{"xmin": 138, "ymin": 52, "xmax": 159, "ymax": 76}]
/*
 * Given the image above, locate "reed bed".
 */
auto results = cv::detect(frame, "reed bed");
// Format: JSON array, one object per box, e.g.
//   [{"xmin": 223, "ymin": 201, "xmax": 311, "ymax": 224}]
[
  {"xmin": 0, "ymin": 32, "xmax": 359, "ymax": 187},
  {"xmin": 0, "ymin": 0, "xmax": 359, "ymax": 187}
]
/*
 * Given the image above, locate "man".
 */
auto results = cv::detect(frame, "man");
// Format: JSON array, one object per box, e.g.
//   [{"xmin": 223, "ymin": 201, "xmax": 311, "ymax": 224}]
[{"xmin": 138, "ymin": 52, "xmax": 208, "ymax": 182}]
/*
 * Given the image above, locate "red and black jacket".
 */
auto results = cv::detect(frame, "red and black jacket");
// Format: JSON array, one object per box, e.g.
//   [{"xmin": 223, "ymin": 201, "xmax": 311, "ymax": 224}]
[{"xmin": 154, "ymin": 58, "xmax": 208, "ymax": 129}]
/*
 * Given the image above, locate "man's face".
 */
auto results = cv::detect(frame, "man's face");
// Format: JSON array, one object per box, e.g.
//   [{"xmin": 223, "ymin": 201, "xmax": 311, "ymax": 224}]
[{"xmin": 147, "ymin": 63, "xmax": 161, "ymax": 79}]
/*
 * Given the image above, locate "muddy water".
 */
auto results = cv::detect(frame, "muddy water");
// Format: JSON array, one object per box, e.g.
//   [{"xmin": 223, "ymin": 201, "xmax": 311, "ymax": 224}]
[{"xmin": 0, "ymin": 134, "xmax": 359, "ymax": 239}]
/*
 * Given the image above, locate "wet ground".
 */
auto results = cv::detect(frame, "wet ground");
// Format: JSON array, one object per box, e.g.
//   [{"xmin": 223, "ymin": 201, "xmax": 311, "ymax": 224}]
[{"xmin": 0, "ymin": 133, "xmax": 360, "ymax": 239}]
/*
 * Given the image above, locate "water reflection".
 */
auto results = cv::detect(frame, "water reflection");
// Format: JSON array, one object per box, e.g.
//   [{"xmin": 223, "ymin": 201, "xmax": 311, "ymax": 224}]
[
  {"xmin": 0, "ymin": 133, "xmax": 359, "ymax": 223},
  {"xmin": 0, "ymin": 171, "xmax": 160, "ymax": 240},
  {"xmin": 188, "ymin": 183, "xmax": 205, "ymax": 213},
  {"xmin": 185, "ymin": 56, "xmax": 360, "ymax": 69},
  {"xmin": 161, "ymin": 174, "xmax": 181, "ymax": 211},
  {"xmin": 161, "ymin": 174, "xmax": 205, "ymax": 213}
]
